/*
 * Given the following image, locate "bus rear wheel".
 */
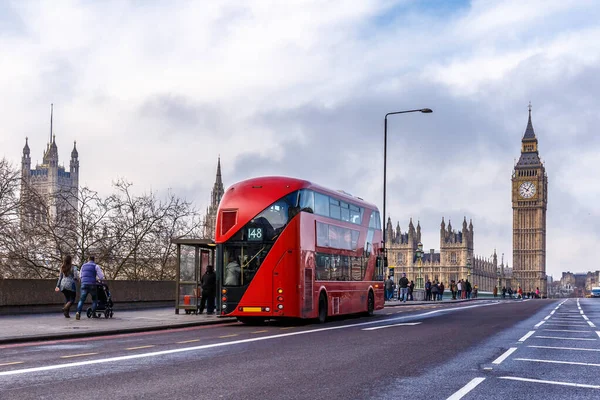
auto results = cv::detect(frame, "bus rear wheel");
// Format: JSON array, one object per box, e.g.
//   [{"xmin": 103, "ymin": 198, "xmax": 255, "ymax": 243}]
[
  {"xmin": 318, "ymin": 292, "xmax": 327, "ymax": 324},
  {"xmin": 365, "ymin": 291, "xmax": 375, "ymax": 317},
  {"xmin": 237, "ymin": 317, "xmax": 265, "ymax": 326}
]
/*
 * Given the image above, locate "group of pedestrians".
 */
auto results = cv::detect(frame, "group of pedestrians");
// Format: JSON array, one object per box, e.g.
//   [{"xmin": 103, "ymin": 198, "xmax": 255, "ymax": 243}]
[
  {"xmin": 55, "ymin": 255, "xmax": 104, "ymax": 320},
  {"xmin": 498, "ymin": 286, "xmax": 540, "ymax": 299},
  {"xmin": 425, "ymin": 279, "xmax": 445, "ymax": 301},
  {"xmin": 385, "ymin": 274, "xmax": 415, "ymax": 302},
  {"xmin": 448, "ymin": 279, "xmax": 476, "ymax": 300},
  {"xmin": 55, "ymin": 255, "xmax": 218, "ymax": 318}
]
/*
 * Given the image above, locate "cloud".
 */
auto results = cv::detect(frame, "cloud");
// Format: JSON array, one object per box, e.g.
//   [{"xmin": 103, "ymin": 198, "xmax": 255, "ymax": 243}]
[{"xmin": 1, "ymin": 0, "xmax": 599, "ymax": 278}]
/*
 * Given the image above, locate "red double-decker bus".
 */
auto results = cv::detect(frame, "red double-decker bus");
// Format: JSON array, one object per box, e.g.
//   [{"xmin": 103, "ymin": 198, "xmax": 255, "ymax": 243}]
[{"xmin": 215, "ymin": 176, "xmax": 385, "ymax": 324}]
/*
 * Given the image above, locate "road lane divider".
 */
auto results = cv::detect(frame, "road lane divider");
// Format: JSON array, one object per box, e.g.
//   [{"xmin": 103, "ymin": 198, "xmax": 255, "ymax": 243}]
[
  {"xmin": 597, "ymin": 331, "xmax": 600, "ymax": 339},
  {"xmin": 177, "ymin": 339, "xmax": 200, "ymax": 344},
  {"xmin": 534, "ymin": 336, "xmax": 596, "ymax": 341},
  {"xmin": 518, "ymin": 331, "xmax": 535, "ymax": 342},
  {"xmin": 60, "ymin": 353, "xmax": 98, "ymax": 359},
  {"xmin": 0, "ymin": 301, "xmax": 500, "ymax": 378},
  {"xmin": 588, "ymin": 321, "xmax": 596, "ymax": 328},
  {"xmin": 218, "ymin": 334, "xmax": 238, "ymax": 338},
  {"xmin": 0, "ymin": 361, "xmax": 23, "ymax": 367},
  {"xmin": 534, "ymin": 321, "xmax": 545, "ymax": 328},
  {"xmin": 528, "ymin": 345, "xmax": 600, "ymax": 352},
  {"xmin": 250, "ymin": 330, "xmax": 268, "ymax": 334},
  {"xmin": 515, "ymin": 358, "xmax": 600, "ymax": 367},
  {"xmin": 126, "ymin": 345, "xmax": 155, "ymax": 350},
  {"xmin": 446, "ymin": 377, "xmax": 486, "ymax": 400},
  {"xmin": 499, "ymin": 376, "xmax": 600, "ymax": 389},
  {"xmin": 362, "ymin": 322, "xmax": 421, "ymax": 331},
  {"xmin": 543, "ymin": 329, "xmax": 591, "ymax": 333},
  {"xmin": 492, "ymin": 348, "xmax": 517, "ymax": 365}
]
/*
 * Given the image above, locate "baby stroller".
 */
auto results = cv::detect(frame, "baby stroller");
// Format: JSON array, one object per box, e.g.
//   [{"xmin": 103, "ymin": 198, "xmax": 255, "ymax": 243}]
[{"xmin": 87, "ymin": 282, "xmax": 114, "ymax": 319}]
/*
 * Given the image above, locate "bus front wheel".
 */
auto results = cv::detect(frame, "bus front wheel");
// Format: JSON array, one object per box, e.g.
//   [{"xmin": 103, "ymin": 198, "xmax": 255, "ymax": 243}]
[
  {"xmin": 366, "ymin": 291, "xmax": 375, "ymax": 316},
  {"xmin": 318, "ymin": 292, "xmax": 328, "ymax": 324}
]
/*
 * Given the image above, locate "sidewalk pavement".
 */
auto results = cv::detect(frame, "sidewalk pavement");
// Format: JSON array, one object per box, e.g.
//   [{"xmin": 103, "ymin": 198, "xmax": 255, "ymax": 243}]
[
  {"xmin": 0, "ymin": 298, "xmax": 483, "ymax": 345},
  {"xmin": 0, "ymin": 308, "xmax": 236, "ymax": 345},
  {"xmin": 384, "ymin": 298, "xmax": 475, "ymax": 306}
]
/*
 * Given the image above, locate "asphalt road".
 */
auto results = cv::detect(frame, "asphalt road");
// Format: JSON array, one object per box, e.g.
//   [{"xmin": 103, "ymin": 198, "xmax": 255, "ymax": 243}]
[{"xmin": 2, "ymin": 299, "xmax": 588, "ymax": 400}]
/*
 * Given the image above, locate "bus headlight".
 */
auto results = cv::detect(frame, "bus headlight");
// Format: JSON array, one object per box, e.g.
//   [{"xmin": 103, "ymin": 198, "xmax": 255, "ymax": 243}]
[
  {"xmin": 265, "ymin": 307, "xmax": 271, "ymax": 312},
  {"xmin": 277, "ymin": 304, "xmax": 284, "ymax": 310},
  {"xmin": 222, "ymin": 304, "xmax": 227, "ymax": 310}
]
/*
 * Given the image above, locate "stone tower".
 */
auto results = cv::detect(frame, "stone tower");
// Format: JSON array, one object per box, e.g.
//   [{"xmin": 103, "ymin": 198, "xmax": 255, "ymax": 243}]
[
  {"xmin": 511, "ymin": 104, "xmax": 548, "ymax": 296},
  {"xmin": 204, "ymin": 157, "xmax": 224, "ymax": 240},
  {"xmin": 20, "ymin": 105, "xmax": 79, "ymax": 229}
]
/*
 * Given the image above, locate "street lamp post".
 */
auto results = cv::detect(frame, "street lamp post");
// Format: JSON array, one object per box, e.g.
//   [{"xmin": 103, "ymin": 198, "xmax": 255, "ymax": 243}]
[
  {"xmin": 382, "ymin": 108, "xmax": 433, "ymax": 263},
  {"xmin": 416, "ymin": 242, "xmax": 424, "ymax": 289},
  {"xmin": 466, "ymin": 257, "xmax": 471, "ymax": 281},
  {"xmin": 497, "ymin": 268, "xmax": 501, "ymax": 296}
]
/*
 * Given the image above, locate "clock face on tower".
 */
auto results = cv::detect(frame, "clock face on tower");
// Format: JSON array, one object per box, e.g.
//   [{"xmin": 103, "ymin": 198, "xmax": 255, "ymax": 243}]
[{"xmin": 519, "ymin": 181, "xmax": 536, "ymax": 198}]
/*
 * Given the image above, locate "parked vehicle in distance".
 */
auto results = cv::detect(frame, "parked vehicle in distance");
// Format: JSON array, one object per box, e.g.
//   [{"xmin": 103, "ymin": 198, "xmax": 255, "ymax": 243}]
[
  {"xmin": 215, "ymin": 176, "xmax": 385, "ymax": 324},
  {"xmin": 591, "ymin": 287, "xmax": 600, "ymax": 298}
]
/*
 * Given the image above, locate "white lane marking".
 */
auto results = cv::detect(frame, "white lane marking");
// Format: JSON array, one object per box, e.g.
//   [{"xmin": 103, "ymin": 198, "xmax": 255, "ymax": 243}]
[
  {"xmin": 534, "ymin": 336, "xmax": 596, "ymax": 341},
  {"xmin": 516, "ymin": 358, "xmax": 600, "ymax": 367},
  {"xmin": 550, "ymin": 310, "xmax": 555, "ymax": 315},
  {"xmin": 362, "ymin": 322, "xmax": 421, "ymax": 331},
  {"xmin": 534, "ymin": 321, "xmax": 545, "ymax": 328},
  {"xmin": 499, "ymin": 376, "xmax": 600, "ymax": 389},
  {"xmin": 544, "ymin": 316, "xmax": 551, "ymax": 320},
  {"xmin": 545, "ymin": 323, "xmax": 588, "ymax": 326},
  {"xmin": 528, "ymin": 345, "xmax": 600, "ymax": 352},
  {"xmin": 492, "ymin": 348, "xmax": 518, "ymax": 365},
  {"xmin": 0, "ymin": 302, "xmax": 499, "ymax": 377},
  {"xmin": 518, "ymin": 331, "xmax": 536, "ymax": 342},
  {"xmin": 543, "ymin": 329, "xmax": 593, "ymax": 333},
  {"xmin": 588, "ymin": 321, "xmax": 596, "ymax": 328},
  {"xmin": 447, "ymin": 377, "xmax": 486, "ymax": 400},
  {"xmin": 583, "ymin": 316, "xmax": 590, "ymax": 321},
  {"xmin": 580, "ymin": 310, "xmax": 584, "ymax": 315},
  {"xmin": 597, "ymin": 331, "xmax": 600, "ymax": 339}
]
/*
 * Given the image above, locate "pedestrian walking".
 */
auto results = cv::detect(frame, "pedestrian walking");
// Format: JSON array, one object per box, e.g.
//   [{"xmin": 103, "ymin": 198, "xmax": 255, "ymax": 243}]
[
  {"xmin": 439, "ymin": 282, "xmax": 445, "ymax": 301},
  {"xmin": 75, "ymin": 256, "xmax": 105, "ymax": 320},
  {"xmin": 465, "ymin": 279, "xmax": 472, "ymax": 299},
  {"xmin": 199, "ymin": 265, "xmax": 217, "ymax": 314},
  {"xmin": 431, "ymin": 281, "xmax": 439, "ymax": 301},
  {"xmin": 535, "ymin": 287, "xmax": 540, "ymax": 298},
  {"xmin": 55, "ymin": 255, "xmax": 79, "ymax": 318},
  {"xmin": 385, "ymin": 276, "xmax": 394, "ymax": 301},
  {"xmin": 502, "ymin": 286, "xmax": 507, "ymax": 299},
  {"xmin": 398, "ymin": 273, "xmax": 409, "ymax": 302},
  {"xmin": 408, "ymin": 281, "xmax": 414, "ymax": 301},
  {"xmin": 450, "ymin": 280, "xmax": 457, "ymax": 300},
  {"xmin": 457, "ymin": 280, "xmax": 462, "ymax": 299},
  {"xmin": 493, "ymin": 286, "xmax": 498, "ymax": 298},
  {"xmin": 425, "ymin": 279, "xmax": 432, "ymax": 301}
]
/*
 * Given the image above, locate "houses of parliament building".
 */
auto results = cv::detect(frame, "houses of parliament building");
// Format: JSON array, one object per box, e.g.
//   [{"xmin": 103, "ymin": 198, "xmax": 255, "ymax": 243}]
[{"xmin": 385, "ymin": 106, "xmax": 548, "ymax": 294}]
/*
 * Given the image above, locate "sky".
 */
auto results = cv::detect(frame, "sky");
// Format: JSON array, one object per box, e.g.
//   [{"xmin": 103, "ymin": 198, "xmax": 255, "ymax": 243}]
[{"xmin": 1, "ymin": 0, "xmax": 599, "ymax": 279}]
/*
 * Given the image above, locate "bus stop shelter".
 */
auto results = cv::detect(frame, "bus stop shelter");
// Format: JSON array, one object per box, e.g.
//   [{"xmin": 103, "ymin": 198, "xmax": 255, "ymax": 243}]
[{"xmin": 172, "ymin": 238, "xmax": 216, "ymax": 314}]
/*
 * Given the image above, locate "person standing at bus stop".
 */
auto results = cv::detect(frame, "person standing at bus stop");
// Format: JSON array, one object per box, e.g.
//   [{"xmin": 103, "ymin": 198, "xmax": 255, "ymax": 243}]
[
  {"xmin": 385, "ymin": 276, "xmax": 394, "ymax": 301},
  {"xmin": 199, "ymin": 265, "xmax": 217, "ymax": 315},
  {"xmin": 75, "ymin": 256, "xmax": 104, "ymax": 320}
]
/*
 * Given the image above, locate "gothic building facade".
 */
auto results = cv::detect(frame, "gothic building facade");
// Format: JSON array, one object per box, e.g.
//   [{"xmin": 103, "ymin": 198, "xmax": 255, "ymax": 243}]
[
  {"xmin": 20, "ymin": 108, "xmax": 79, "ymax": 229},
  {"xmin": 385, "ymin": 217, "xmax": 501, "ymax": 291},
  {"xmin": 203, "ymin": 157, "xmax": 224, "ymax": 240},
  {"xmin": 512, "ymin": 105, "xmax": 548, "ymax": 296}
]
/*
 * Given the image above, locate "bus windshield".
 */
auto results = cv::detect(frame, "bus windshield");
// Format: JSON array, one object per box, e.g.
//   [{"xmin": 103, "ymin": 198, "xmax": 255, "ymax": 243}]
[{"xmin": 222, "ymin": 191, "xmax": 299, "ymax": 287}]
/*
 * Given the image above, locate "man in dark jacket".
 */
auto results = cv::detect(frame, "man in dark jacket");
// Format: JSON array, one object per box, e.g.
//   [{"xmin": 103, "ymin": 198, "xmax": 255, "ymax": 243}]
[
  {"xmin": 398, "ymin": 273, "xmax": 409, "ymax": 302},
  {"xmin": 199, "ymin": 265, "xmax": 217, "ymax": 315}
]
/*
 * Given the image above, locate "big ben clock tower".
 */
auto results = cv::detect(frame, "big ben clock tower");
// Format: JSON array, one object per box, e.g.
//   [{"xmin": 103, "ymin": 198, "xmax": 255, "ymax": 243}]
[{"xmin": 512, "ymin": 104, "xmax": 548, "ymax": 297}]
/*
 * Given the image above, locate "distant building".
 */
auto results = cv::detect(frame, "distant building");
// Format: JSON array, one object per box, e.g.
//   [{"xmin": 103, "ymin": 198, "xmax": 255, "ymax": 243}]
[
  {"xmin": 20, "ymin": 106, "xmax": 78, "ymax": 229},
  {"xmin": 384, "ymin": 217, "xmax": 502, "ymax": 292},
  {"xmin": 203, "ymin": 157, "xmax": 224, "ymax": 240}
]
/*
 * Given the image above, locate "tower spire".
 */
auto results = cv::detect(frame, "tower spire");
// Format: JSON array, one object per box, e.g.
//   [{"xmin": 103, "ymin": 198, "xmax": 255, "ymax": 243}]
[
  {"xmin": 50, "ymin": 103, "xmax": 53, "ymax": 145},
  {"xmin": 216, "ymin": 155, "xmax": 222, "ymax": 185},
  {"xmin": 523, "ymin": 101, "xmax": 536, "ymax": 140}
]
